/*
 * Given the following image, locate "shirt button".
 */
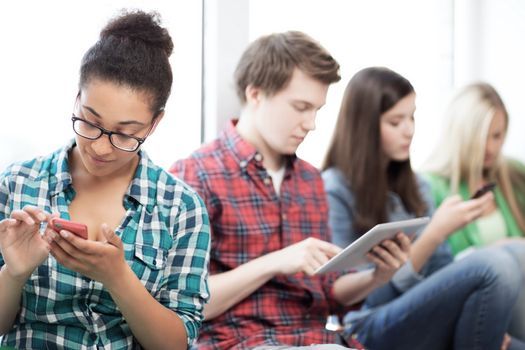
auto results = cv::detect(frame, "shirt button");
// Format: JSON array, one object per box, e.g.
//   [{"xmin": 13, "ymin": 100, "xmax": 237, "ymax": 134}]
[
  {"xmin": 254, "ymin": 153, "xmax": 263, "ymax": 162},
  {"xmin": 240, "ymin": 160, "xmax": 248, "ymax": 168},
  {"xmin": 263, "ymin": 177, "xmax": 271, "ymax": 185}
]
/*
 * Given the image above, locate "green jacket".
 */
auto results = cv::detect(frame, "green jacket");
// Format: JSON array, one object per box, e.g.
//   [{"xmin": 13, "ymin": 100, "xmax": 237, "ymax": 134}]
[{"xmin": 423, "ymin": 170, "xmax": 524, "ymax": 256}]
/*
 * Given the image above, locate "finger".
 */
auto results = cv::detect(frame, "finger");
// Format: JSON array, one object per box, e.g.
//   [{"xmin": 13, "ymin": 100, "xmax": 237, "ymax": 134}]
[
  {"xmin": 303, "ymin": 260, "xmax": 317, "ymax": 276},
  {"xmin": 10, "ymin": 210, "xmax": 36, "ymax": 226},
  {"xmin": 481, "ymin": 190, "xmax": 494, "ymax": 200},
  {"xmin": 0, "ymin": 218, "xmax": 17, "ymax": 231},
  {"xmin": 50, "ymin": 239, "xmax": 71, "ymax": 262},
  {"xmin": 444, "ymin": 195, "xmax": 462, "ymax": 206},
  {"xmin": 299, "ymin": 247, "xmax": 327, "ymax": 275},
  {"xmin": 479, "ymin": 192, "xmax": 495, "ymax": 209},
  {"xmin": 453, "ymin": 200, "xmax": 484, "ymax": 222},
  {"xmin": 381, "ymin": 240, "xmax": 404, "ymax": 263},
  {"xmin": 370, "ymin": 245, "xmax": 401, "ymax": 269},
  {"xmin": 22, "ymin": 205, "xmax": 50, "ymax": 222},
  {"xmin": 396, "ymin": 232, "xmax": 412, "ymax": 253},
  {"xmin": 462, "ymin": 203, "xmax": 485, "ymax": 222},
  {"xmin": 382, "ymin": 239, "xmax": 409, "ymax": 265},
  {"xmin": 475, "ymin": 191, "xmax": 494, "ymax": 203},
  {"xmin": 465, "ymin": 192, "xmax": 493, "ymax": 210},
  {"xmin": 50, "ymin": 240, "xmax": 80, "ymax": 271},
  {"xmin": 43, "ymin": 227, "xmax": 57, "ymax": 244},
  {"xmin": 470, "ymin": 208, "xmax": 485, "ymax": 222},
  {"xmin": 53, "ymin": 227, "xmax": 101, "ymax": 256},
  {"xmin": 310, "ymin": 248, "xmax": 331, "ymax": 267},
  {"xmin": 317, "ymin": 240, "xmax": 342, "ymax": 257},
  {"xmin": 45, "ymin": 213, "xmax": 61, "ymax": 232},
  {"xmin": 366, "ymin": 252, "xmax": 389, "ymax": 270},
  {"xmin": 53, "ymin": 230, "xmax": 84, "ymax": 258},
  {"xmin": 101, "ymin": 224, "xmax": 122, "ymax": 249}
]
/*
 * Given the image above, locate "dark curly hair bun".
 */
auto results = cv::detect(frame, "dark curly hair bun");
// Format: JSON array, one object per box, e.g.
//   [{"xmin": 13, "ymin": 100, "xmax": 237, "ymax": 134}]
[
  {"xmin": 80, "ymin": 9, "xmax": 174, "ymax": 113},
  {"xmin": 101, "ymin": 10, "xmax": 173, "ymax": 57}
]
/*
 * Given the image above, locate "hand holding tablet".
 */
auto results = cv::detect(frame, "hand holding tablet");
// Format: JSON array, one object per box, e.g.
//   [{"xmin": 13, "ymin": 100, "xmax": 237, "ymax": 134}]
[{"xmin": 315, "ymin": 217, "xmax": 430, "ymax": 274}]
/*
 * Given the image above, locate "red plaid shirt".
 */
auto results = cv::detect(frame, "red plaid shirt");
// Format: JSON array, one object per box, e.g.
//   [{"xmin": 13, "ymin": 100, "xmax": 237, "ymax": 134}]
[{"xmin": 171, "ymin": 121, "xmax": 363, "ymax": 350}]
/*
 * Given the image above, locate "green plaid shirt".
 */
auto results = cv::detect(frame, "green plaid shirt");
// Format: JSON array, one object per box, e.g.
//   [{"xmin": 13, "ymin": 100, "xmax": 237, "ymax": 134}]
[{"xmin": 0, "ymin": 141, "xmax": 210, "ymax": 349}]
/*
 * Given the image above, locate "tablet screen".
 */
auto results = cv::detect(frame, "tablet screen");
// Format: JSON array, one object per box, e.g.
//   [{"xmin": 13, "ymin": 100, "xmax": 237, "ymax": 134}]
[{"xmin": 315, "ymin": 217, "xmax": 430, "ymax": 274}]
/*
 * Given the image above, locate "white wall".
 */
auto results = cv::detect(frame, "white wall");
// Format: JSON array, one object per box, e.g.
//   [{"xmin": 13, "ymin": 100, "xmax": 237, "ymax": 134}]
[
  {"xmin": 205, "ymin": 0, "xmax": 525, "ymax": 169},
  {"xmin": 202, "ymin": 0, "xmax": 249, "ymax": 141},
  {"xmin": 2, "ymin": 1, "xmax": 524, "ymax": 172},
  {"xmin": 0, "ymin": 0, "xmax": 202, "ymax": 171},
  {"xmin": 472, "ymin": 0, "xmax": 525, "ymax": 163}
]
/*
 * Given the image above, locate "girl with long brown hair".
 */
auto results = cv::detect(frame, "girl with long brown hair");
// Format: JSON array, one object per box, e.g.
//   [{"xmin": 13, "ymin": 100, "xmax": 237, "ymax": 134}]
[{"xmin": 322, "ymin": 67, "xmax": 524, "ymax": 350}]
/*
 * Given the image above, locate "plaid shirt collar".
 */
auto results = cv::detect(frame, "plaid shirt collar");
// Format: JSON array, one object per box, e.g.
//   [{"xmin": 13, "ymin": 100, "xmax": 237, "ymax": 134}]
[
  {"xmin": 221, "ymin": 119, "xmax": 298, "ymax": 171},
  {"xmin": 48, "ymin": 139, "xmax": 156, "ymax": 212}
]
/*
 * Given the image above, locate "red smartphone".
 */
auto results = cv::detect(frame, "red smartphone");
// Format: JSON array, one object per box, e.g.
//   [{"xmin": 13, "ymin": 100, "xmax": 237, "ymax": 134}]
[
  {"xmin": 471, "ymin": 182, "xmax": 496, "ymax": 199},
  {"xmin": 48, "ymin": 218, "xmax": 88, "ymax": 240}
]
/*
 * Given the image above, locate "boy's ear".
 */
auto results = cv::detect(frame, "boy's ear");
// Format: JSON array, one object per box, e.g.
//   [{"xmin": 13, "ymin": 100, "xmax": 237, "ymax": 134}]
[{"xmin": 245, "ymin": 85, "xmax": 262, "ymax": 105}]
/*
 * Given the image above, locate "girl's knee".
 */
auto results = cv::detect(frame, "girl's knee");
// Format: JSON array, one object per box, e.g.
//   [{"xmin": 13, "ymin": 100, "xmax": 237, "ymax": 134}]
[
  {"xmin": 501, "ymin": 241, "xmax": 525, "ymax": 269},
  {"xmin": 469, "ymin": 247, "xmax": 522, "ymax": 293}
]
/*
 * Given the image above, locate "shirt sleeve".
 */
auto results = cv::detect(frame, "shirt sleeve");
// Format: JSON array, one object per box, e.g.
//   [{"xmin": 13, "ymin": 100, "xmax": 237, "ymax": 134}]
[
  {"xmin": 161, "ymin": 185, "xmax": 211, "ymax": 346},
  {"xmin": 322, "ymin": 169, "xmax": 358, "ymax": 249},
  {"xmin": 317, "ymin": 172, "xmax": 356, "ymax": 311},
  {"xmin": 170, "ymin": 159, "xmax": 214, "ymax": 218},
  {"xmin": 390, "ymin": 175, "xmax": 453, "ymax": 292},
  {"xmin": 0, "ymin": 170, "xmax": 12, "ymax": 267}
]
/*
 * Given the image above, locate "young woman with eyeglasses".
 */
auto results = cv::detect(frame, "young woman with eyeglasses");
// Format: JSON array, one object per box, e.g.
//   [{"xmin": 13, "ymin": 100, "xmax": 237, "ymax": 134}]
[{"xmin": 0, "ymin": 10, "xmax": 210, "ymax": 349}]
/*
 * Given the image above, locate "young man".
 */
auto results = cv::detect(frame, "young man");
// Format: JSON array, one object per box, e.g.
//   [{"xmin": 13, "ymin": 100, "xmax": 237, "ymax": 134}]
[{"xmin": 171, "ymin": 32, "xmax": 410, "ymax": 350}]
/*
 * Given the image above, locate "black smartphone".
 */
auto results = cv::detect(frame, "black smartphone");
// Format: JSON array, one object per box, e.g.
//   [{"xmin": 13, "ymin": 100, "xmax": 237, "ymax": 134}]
[{"xmin": 471, "ymin": 182, "xmax": 496, "ymax": 199}]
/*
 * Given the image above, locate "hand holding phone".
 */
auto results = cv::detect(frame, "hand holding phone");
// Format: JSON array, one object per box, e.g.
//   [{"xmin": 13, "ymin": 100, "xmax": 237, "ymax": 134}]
[
  {"xmin": 471, "ymin": 182, "xmax": 496, "ymax": 199},
  {"xmin": 48, "ymin": 218, "xmax": 88, "ymax": 240}
]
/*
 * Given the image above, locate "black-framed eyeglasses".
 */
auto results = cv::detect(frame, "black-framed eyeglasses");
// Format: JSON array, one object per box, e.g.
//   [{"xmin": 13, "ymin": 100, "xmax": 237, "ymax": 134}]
[{"xmin": 71, "ymin": 115, "xmax": 148, "ymax": 152}]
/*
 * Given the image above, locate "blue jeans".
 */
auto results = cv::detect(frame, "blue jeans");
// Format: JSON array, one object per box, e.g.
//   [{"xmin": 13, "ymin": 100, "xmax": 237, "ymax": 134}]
[
  {"xmin": 253, "ymin": 346, "xmax": 349, "ymax": 350},
  {"xmin": 342, "ymin": 247, "xmax": 521, "ymax": 350},
  {"xmin": 503, "ymin": 242, "xmax": 525, "ymax": 342}
]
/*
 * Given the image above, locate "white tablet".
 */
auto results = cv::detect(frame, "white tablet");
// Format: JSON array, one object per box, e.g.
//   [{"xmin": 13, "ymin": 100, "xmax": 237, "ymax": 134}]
[{"xmin": 314, "ymin": 217, "xmax": 430, "ymax": 274}]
